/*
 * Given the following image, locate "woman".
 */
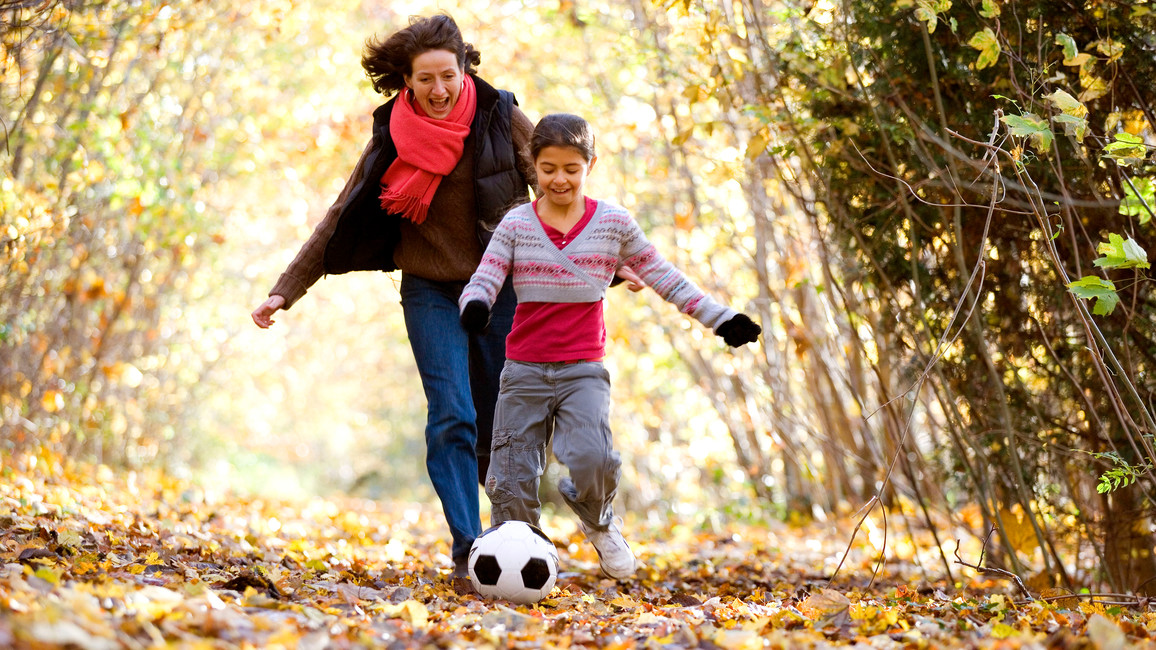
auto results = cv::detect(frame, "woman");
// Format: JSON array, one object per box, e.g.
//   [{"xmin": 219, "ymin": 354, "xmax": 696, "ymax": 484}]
[{"xmin": 250, "ymin": 14, "xmax": 534, "ymax": 581}]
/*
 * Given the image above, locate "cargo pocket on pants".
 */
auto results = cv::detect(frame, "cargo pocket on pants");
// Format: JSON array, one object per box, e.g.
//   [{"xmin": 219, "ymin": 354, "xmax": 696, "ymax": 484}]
[{"xmin": 485, "ymin": 428, "xmax": 517, "ymax": 507}]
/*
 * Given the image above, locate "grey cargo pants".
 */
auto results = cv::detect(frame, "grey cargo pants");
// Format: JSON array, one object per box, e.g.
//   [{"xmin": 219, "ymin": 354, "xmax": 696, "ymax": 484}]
[{"xmin": 485, "ymin": 360, "xmax": 621, "ymax": 530}]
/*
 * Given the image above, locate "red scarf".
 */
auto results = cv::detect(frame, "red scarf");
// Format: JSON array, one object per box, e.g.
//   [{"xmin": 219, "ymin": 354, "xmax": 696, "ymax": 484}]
[{"xmin": 379, "ymin": 75, "xmax": 477, "ymax": 224}]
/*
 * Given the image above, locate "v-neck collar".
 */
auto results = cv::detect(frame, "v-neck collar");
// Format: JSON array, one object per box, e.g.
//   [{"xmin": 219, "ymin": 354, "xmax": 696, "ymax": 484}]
[
  {"xmin": 527, "ymin": 199, "xmax": 604, "ymax": 290},
  {"xmin": 534, "ymin": 198, "xmax": 596, "ymax": 250}
]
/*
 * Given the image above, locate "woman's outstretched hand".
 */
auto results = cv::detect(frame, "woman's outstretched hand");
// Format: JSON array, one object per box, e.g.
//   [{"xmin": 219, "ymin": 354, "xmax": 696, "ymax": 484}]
[
  {"xmin": 716, "ymin": 313, "xmax": 761, "ymax": 347},
  {"xmin": 252, "ymin": 295, "xmax": 286, "ymax": 329},
  {"xmin": 616, "ymin": 265, "xmax": 645, "ymax": 292}
]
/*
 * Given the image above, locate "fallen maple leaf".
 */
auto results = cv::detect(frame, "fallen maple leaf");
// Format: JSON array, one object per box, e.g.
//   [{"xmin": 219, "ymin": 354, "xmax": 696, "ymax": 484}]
[{"xmin": 799, "ymin": 587, "xmax": 851, "ymax": 629}]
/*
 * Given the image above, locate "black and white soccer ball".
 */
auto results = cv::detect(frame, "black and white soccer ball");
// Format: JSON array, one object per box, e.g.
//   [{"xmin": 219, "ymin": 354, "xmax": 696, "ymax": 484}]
[{"xmin": 467, "ymin": 521, "xmax": 559, "ymax": 604}]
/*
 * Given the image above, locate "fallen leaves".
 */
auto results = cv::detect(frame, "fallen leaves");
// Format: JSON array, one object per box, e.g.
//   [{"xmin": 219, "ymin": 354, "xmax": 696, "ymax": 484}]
[{"xmin": 3, "ymin": 450, "xmax": 1156, "ymax": 648}]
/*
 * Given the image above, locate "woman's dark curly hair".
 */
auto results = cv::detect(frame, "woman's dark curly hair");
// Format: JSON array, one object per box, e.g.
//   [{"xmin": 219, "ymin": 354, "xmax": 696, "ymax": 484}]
[{"xmin": 361, "ymin": 14, "xmax": 481, "ymax": 96}]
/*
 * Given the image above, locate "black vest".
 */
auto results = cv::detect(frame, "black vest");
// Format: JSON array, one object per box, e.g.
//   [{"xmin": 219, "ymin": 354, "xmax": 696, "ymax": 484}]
[{"xmin": 323, "ymin": 76, "xmax": 528, "ymax": 275}]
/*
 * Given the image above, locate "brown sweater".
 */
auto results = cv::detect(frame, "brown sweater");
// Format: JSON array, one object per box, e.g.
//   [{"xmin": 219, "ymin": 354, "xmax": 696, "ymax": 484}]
[{"xmin": 271, "ymin": 105, "xmax": 536, "ymax": 309}]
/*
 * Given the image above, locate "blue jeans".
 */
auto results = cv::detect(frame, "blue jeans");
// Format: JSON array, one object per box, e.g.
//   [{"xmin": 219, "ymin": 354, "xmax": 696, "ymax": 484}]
[{"xmin": 399, "ymin": 273, "xmax": 515, "ymax": 560}]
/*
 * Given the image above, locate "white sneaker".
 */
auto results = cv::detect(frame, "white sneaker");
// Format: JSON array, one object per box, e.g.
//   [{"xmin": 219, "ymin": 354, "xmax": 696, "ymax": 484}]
[{"xmin": 579, "ymin": 519, "xmax": 636, "ymax": 579}]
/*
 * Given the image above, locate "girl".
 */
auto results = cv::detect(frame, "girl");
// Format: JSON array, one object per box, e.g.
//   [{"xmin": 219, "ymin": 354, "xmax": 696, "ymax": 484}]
[{"xmin": 458, "ymin": 113, "xmax": 761, "ymax": 579}]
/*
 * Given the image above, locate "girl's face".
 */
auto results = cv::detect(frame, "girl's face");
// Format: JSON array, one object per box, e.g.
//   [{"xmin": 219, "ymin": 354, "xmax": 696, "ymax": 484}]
[
  {"xmin": 534, "ymin": 145, "xmax": 596, "ymax": 212},
  {"xmin": 404, "ymin": 49, "xmax": 463, "ymax": 120}
]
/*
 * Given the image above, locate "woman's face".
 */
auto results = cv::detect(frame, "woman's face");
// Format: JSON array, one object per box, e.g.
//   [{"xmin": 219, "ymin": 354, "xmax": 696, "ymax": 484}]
[{"xmin": 404, "ymin": 49, "xmax": 463, "ymax": 120}]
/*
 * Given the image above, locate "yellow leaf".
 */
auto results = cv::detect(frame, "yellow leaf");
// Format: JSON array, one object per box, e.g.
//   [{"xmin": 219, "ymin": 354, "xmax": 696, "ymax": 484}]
[
  {"xmin": 800, "ymin": 588, "xmax": 851, "ymax": 628},
  {"xmin": 56, "ymin": 529, "xmax": 83, "ymax": 549},
  {"xmin": 34, "ymin": 564, "xmax": 64, "ymax": 584},
  {"xmin": 1066, "ymin": 52, "xmax": 1095, "ymax": 69},
  {"xmin": 1045, "ymin": 89, "xmax": 1087, "ymax": 118},
  {"xmin": 1092, "ymin": 38, "xmax": 1125, "ymax": 63},
  {"xmin": 401, "ymin": 600, "xmax": 429, "ymax": 628},
  {"xmin": 41, "ymin": 390, "xmax": 64, "ymax": 413},
  {"xmin": 1078, "ymin": 75, "xmax": 1109, "ymax": 103},
  {"xmin": 265, "ymin": 627, "xmax": 303, "ymax": 646},
  {"xmin": 991, "ymin": 622, "xmax": 1017, "ymax": 638},
  {"xmin": 742, "ymin": 615, "xmax": 773, "ymax": 632},
  {"xmin": 745, "ymin": 131, "xmax": 770, "ymax": 161},
  {"xmin": 968, "ymin": 27, "xmax": 1001, "ymax": 70},
  {"xmin": 1041, "ymin": 587, "xmax": 1079, "ymax": 609},
  {"xmin": 683, "ymin": 84, "xmax": 708, "ymax": 103},
  {"xmin": 242, "ymin": 586, "xmax": 279, "ymax": 608},
  {"xmin": 996, "ymin": 507, "xmax": 1039, "ymax": 554},
  {"xmin": 610, "ymin": 596, "xmax": 641, "ymax": 609},
  {"xmin": 1087, "ymin": 613, "xmax": 1126, "ymax": 650}
]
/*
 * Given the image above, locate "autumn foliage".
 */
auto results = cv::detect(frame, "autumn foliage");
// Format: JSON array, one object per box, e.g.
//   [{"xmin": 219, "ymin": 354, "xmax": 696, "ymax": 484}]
[
  {"xmin": 4, "ymin": 0, "xmax": 1156, "ymax": 637},
  {"xmin": 5, "ymin": 448, "xmax": 1156, "ymax": 648}
]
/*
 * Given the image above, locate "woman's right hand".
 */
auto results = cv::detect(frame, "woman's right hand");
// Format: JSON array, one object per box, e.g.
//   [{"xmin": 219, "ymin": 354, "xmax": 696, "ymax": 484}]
[{"xmin": 252, "ymin": 295, "xmax": 286, "ymax": 329}]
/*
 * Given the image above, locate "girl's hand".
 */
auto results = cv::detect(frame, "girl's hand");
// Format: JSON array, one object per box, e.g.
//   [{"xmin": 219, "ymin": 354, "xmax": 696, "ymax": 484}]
[
  {"xmin": 460, "ymin": 300, "xmax": 492, "ymax": 334},
  {"xmin": 716, "ymin": 313, "xmax": 761, "ymax": 347},
  {"xmin": 616, "ymin": 265, "xmax": 645, "ymax": 292},
  {"xmin": 252, "ymin": 295, "xmax": 286, "ymax": 329}
]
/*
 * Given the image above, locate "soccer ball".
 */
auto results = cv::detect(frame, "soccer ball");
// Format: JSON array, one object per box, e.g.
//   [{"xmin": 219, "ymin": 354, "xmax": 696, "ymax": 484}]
[{"xmin": 467, "ymin": 521, "xmax": 559, "ymax": 604}]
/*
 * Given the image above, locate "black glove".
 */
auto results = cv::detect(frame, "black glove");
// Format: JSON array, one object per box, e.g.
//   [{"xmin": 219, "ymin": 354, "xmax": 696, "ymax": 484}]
[
  {"xmin": 460, "ymin": 300, "xmax": 491, "ymax": 334},
  {"xmin": 716, "ymin": 313, "xmax": 761, "ymax": 347}
]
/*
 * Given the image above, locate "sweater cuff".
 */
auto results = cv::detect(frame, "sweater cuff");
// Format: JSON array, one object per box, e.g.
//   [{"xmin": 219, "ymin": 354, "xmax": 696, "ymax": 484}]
[
  {"xmin": 703, "ymin": 306, "xmax": 739, "ymax": 331},
  {"xmin": 270, "ymin": 273, "xmax": 310, "ymax": 310}
]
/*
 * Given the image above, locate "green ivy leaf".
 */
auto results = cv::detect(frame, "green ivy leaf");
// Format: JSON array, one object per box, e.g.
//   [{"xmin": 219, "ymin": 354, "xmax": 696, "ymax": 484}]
[
  {"xmin": 1078, "ymin": 75, "xmax": 1109, "ymax": 102},
  {"xmin": 1119, "ymin": 177, "xmax": 1154, "ymax": 225},
  {"xmin": 915, "ymin": 7, "xmax": 939, "ymax": 32},
  {"xmin": 1093, "ymin": 38, "xmax": 1125, "ymax": 63},
  {"xmin": 979, "ymin": 0, "xmax": 1000, "ymax": 17},
  {"xmin": 1055, "ymin": 33, "xmax": 1078, "ymax": 62},
  {"xmin": 914, "ymin": 0, "xmax": 952, "ymax": 33},
  {"xmin": 1052, "ymin": 115, "xmax": 1088, "ymax": 142},
  {"xmin": 1103, "ymin": 132, "xmax": 1150, "ymax": 167},
  {"xmin": 1093, "ymin": 233, "xmax": 1150, "ymax": 270},
  {"xmin": 1045, "ymin": 90, "xmax": 1088, "ymax": 142},
  {"xmin": 1044, "ymin": 89, "xmax": 1087, "ymax": 118},
  {"xmin": 968, "ymin": 27, "xmax": 1000, "ymax": 69},
  {"xmin": 1067, "ymin": 276, "xmax": 1120, "ymax": 315},
  {"xmin": 1001, "ymin": 113, "xmax": 1054, "ymax": 151}
]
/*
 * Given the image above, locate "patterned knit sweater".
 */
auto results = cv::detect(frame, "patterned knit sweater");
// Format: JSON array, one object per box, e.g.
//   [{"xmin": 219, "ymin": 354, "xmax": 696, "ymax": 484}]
[{"xmin": 460, "ymin": 200, "xmax": 738, "ymax": 331}]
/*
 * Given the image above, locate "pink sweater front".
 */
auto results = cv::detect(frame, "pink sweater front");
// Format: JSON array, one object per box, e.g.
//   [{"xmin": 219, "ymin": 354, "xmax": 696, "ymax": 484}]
[
  {"xmin": 505, "ymin": 199, "xmax": 604, "ymax": 362},
  {"xmin": 461, "ymin": 198, "xmax": 738, "ymax": 359}
]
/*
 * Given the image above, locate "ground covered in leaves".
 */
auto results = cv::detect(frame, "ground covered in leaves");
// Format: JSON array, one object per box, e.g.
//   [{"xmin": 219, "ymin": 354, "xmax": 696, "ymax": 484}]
[{"xmin": 2, "ymin": 451, "xmax": 1155, "ymax": 649}]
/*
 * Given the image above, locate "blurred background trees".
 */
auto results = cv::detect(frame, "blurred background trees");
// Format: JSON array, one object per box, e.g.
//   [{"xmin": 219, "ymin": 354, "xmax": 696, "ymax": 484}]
[{"xmin": 3, "ymin": 0, "xmax": 1154, "ymax": 594}]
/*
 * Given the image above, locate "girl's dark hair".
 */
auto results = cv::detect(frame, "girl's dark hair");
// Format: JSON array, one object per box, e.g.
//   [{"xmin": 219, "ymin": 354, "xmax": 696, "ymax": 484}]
[
  {"xmin": 361, "ymin": 14, "xmax": 481, "ymax": 96},
  {"xmin": 530, "ymin": 113, "xmax": 596, "ymax": 162}
]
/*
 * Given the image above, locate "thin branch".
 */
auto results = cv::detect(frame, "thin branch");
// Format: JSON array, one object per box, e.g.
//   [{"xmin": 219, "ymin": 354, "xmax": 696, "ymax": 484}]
[
  {"xmin": 953, "ymin": 533, "xmax": 1034, "ymax": 601},
  {"xmin": 825, "ymin": 495, "xmax": 878, "ymax": 588}
]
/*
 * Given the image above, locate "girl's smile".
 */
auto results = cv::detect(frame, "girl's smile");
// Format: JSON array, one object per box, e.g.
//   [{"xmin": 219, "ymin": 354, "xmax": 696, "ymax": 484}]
[{"xmin": 534, "ymin": 145, "xmax": 597, "ymax": 220}]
